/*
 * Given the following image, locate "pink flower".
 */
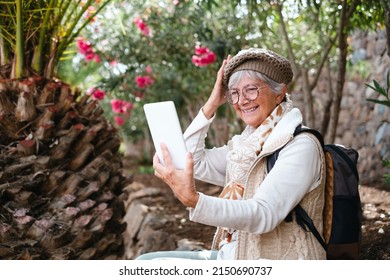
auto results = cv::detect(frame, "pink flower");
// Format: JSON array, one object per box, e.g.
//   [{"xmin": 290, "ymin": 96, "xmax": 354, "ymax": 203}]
[
  {"xmin": 85, "ymin": 52, "xmax": 95, "ymax": 61},
  {"xmin": 111, "ymin": 98, "xmax": 133, "ymax": 126},
  {"xmin": 85, "ymin": 6, "xmax": 96, "ymax": 22},
  {"xmin": 87, "ymin": 88, "xmax": 106, "ymax": 101},
  {"xmin": 76, "ymin": 39, "xmax": 93, "ymax": 55},
  {"xmin": 195, "ymin": 46, "xmax": 209, "ymax": 55},
  {"xmin": 92, "ymin": 90, "xmax": 105, "ymax": 100},
  {"xmin": 109, "ymin": 60, "xmax": 119, "ymax": 67},
  {"xmin": 192, "ymin": 45, "xmax": 216, "ymax": 67},
  {"xmin": 141, "ymin": 27, "xmax": 150, "ymax": 37},
  {"xmin": 110, "ymin": 99, "xmax": 134, "ymax": 114},
  {"xmin": 114, "ymin": 115, "xmax": 125, "ymax": 126},
  {"xmin": 173, "ymin": 0, "xmax": 180, "ymax": 5},
  {"xmin": 134, "ymin": 18, "xmax": 150, "ymax": 36},
  {"xmin": 93, "ymin": 54, "xmax": 101, "ymax": 63},
  {"xmin": 77, "ymin": 38, "xmax": 100, "ymax": 63},
  {"xmin": 145, "ymin": 65, "xmax": 152, "ymax": 74},
  {"xmin": 134, "ymin": 18, "xmax": 145, "ymax": 29},
  {"xmin": 135, "ymin": 75, "xmax": 154, "ymax": 88},
  {"xmin": 84, "ymin": 52, "xmax": 100, "ymax": 63}
]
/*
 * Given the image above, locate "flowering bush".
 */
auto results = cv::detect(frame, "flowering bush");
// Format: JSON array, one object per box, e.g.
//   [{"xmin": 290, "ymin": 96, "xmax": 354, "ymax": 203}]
[
  {"xmin": 67, "ymin": 1, "xmax": 227, "ymax": 138},
  {"xmin": 191, "ymin": 45, "xmax": 216, "ymax": 67}
]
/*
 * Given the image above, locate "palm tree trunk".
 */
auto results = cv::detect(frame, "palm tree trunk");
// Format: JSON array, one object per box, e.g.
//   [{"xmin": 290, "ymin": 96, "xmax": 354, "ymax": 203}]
[{"xmin": 0, "ymin": 77, "xmax": 131, "ymax": 259}]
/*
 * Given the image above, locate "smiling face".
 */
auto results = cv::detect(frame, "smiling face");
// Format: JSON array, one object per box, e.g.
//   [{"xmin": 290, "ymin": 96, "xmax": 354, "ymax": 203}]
[{"xmin": 230, "ymin": 74, "xmax": 286, "ymax": 128}]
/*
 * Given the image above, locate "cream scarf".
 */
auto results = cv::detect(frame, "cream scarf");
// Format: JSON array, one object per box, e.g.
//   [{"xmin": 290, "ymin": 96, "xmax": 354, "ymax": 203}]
[{"xmin": 219, "ymin": 96, "xmax": 293, "ymax": 200}]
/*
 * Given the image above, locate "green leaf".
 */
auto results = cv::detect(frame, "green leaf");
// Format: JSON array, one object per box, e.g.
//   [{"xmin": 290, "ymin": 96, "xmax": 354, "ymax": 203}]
[
  {"xmin": 366, "ymin": 99, "xmax": 390, "ymax": 106},
  {"xmin": 372, "ymin": 80, "xmax": 387, "ymax": 96}
]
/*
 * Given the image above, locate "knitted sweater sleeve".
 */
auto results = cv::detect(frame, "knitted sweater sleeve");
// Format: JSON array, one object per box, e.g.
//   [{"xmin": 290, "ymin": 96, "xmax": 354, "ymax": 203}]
[{"xmin": 189, "ymin": 135, "xmax": 321, "ymax": 234}]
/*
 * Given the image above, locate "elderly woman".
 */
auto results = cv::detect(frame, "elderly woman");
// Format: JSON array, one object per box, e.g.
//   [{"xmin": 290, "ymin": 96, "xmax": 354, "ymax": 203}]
[{"xmin": 138, "ymin": 48, "xmax": 326, "ymax": 260}]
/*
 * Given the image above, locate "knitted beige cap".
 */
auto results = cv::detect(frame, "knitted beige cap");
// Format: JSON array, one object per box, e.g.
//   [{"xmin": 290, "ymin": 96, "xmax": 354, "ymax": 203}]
[{"xmin": 223, "ymin": 48, "xmax": 293, "ymax": 86}]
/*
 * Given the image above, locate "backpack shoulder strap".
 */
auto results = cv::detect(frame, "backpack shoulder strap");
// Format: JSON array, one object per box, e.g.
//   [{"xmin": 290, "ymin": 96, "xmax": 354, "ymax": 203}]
[
  {"xmin": 294, "ymin": 125, "xmax": 324, "ymax": 147},
  {"xmin": 326, "ymin": 144, "xmax": 359, "ymax": 180},
  {"xmin": 267, "ymin": 125, "xmax": 324, "ymax": 172},
  {"xmin": 294, "ymin": 205, "xmax": 327, "ymax": 250}
]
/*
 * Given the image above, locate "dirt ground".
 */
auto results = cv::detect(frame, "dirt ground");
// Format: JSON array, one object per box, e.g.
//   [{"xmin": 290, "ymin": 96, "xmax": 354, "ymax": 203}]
[{"xmin": 132, "ymin": 172, "xmax": 390, "ymax": 260}]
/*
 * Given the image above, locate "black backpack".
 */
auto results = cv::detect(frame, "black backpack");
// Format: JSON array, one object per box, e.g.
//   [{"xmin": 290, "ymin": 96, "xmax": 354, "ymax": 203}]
[{"xmin": 267, "ymin": 125, "xmax": 362, "ymax": 260}]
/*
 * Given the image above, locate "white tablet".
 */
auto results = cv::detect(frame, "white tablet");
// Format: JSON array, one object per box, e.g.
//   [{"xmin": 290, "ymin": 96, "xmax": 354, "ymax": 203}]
[{"xmin": 143, "ymin": 101, "xmax": 187, "ymax": 169}]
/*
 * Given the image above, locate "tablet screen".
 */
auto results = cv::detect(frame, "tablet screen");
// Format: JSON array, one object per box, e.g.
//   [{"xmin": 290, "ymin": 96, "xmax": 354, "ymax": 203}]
[{"xmin": 143, "ymin": 101, "xmax": 187, "ymax": 169}]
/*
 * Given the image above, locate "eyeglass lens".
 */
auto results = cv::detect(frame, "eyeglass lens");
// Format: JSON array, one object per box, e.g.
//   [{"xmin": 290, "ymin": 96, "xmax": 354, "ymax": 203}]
[{"xmin": 226, "ymin": 85, "xmax": 260, "ymax": 104}]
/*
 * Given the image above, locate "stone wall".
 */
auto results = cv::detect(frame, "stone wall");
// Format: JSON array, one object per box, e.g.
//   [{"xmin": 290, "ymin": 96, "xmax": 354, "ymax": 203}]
[{"xmin": 292, "ymin": 29, "xmax": 390, "ymax": 186}]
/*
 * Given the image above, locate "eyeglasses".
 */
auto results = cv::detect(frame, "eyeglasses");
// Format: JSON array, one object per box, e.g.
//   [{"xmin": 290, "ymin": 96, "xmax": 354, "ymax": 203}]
[{"xmin": 224, "ymin": 84, "xmax": 265, "ymax": 105}]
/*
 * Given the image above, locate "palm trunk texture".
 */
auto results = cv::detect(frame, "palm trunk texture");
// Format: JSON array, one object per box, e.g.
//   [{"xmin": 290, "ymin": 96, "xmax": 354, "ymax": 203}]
[{"xmin": 0, "ymin": 76, "xmax": 131, "ymax": 259}]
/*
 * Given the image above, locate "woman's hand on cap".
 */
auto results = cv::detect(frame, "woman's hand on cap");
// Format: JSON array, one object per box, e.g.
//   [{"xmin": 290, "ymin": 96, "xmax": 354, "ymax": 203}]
[{"xmin": 203, "ymin": 55, "xmax": 232, "ymax": 119}]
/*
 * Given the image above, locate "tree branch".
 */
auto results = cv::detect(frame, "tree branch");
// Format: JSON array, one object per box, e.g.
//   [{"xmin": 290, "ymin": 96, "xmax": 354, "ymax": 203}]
[{"xmin": 380, "ymin": 0, "xmax": 390, "ymax": 57}]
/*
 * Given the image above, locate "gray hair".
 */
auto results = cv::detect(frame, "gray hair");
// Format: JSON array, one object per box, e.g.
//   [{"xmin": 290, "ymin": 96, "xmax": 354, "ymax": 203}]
[{"xmin": 228, "ymin": 70, "xmax": 285, "ymax": 95}]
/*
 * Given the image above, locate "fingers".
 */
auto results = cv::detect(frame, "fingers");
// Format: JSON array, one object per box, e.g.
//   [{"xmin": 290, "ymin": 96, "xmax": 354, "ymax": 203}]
[
  {"xmin": 216, "ymin": 55, "xmax": 232, "ymax": 86},
  {"xmin": 185, "ymin": 152, "xmax": 194, "ymax": 178},
  {"xmin": 220, "ymin": 55, "xmax": 232, "ymax": 70},
  {"xmin": 216, "ymin": 58, "xmax": 227, "ymax": 79},
  {"xmin": 160, "ymin": 143, "xmax": 173, "ymax": 167},
  {"xmin": 153, "ymin": 143, "xmax": 174, "ymax": 179},
  {"xmin": 214, "ymin": 57, "xmax": 229, "ymax": 90},
  {"xmin": 153, "ymin": 152, "xmax": 160, "ymax": 165},
  {"xmin": 152, "ymin": 153, "xmax": 163, "ymax": 178}
]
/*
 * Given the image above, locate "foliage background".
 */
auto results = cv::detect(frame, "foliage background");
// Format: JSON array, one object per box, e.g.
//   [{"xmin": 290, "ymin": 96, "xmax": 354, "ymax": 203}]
[{"xmin": 58, "ymin": 0, "xmax": 388, "ymax": 169}]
